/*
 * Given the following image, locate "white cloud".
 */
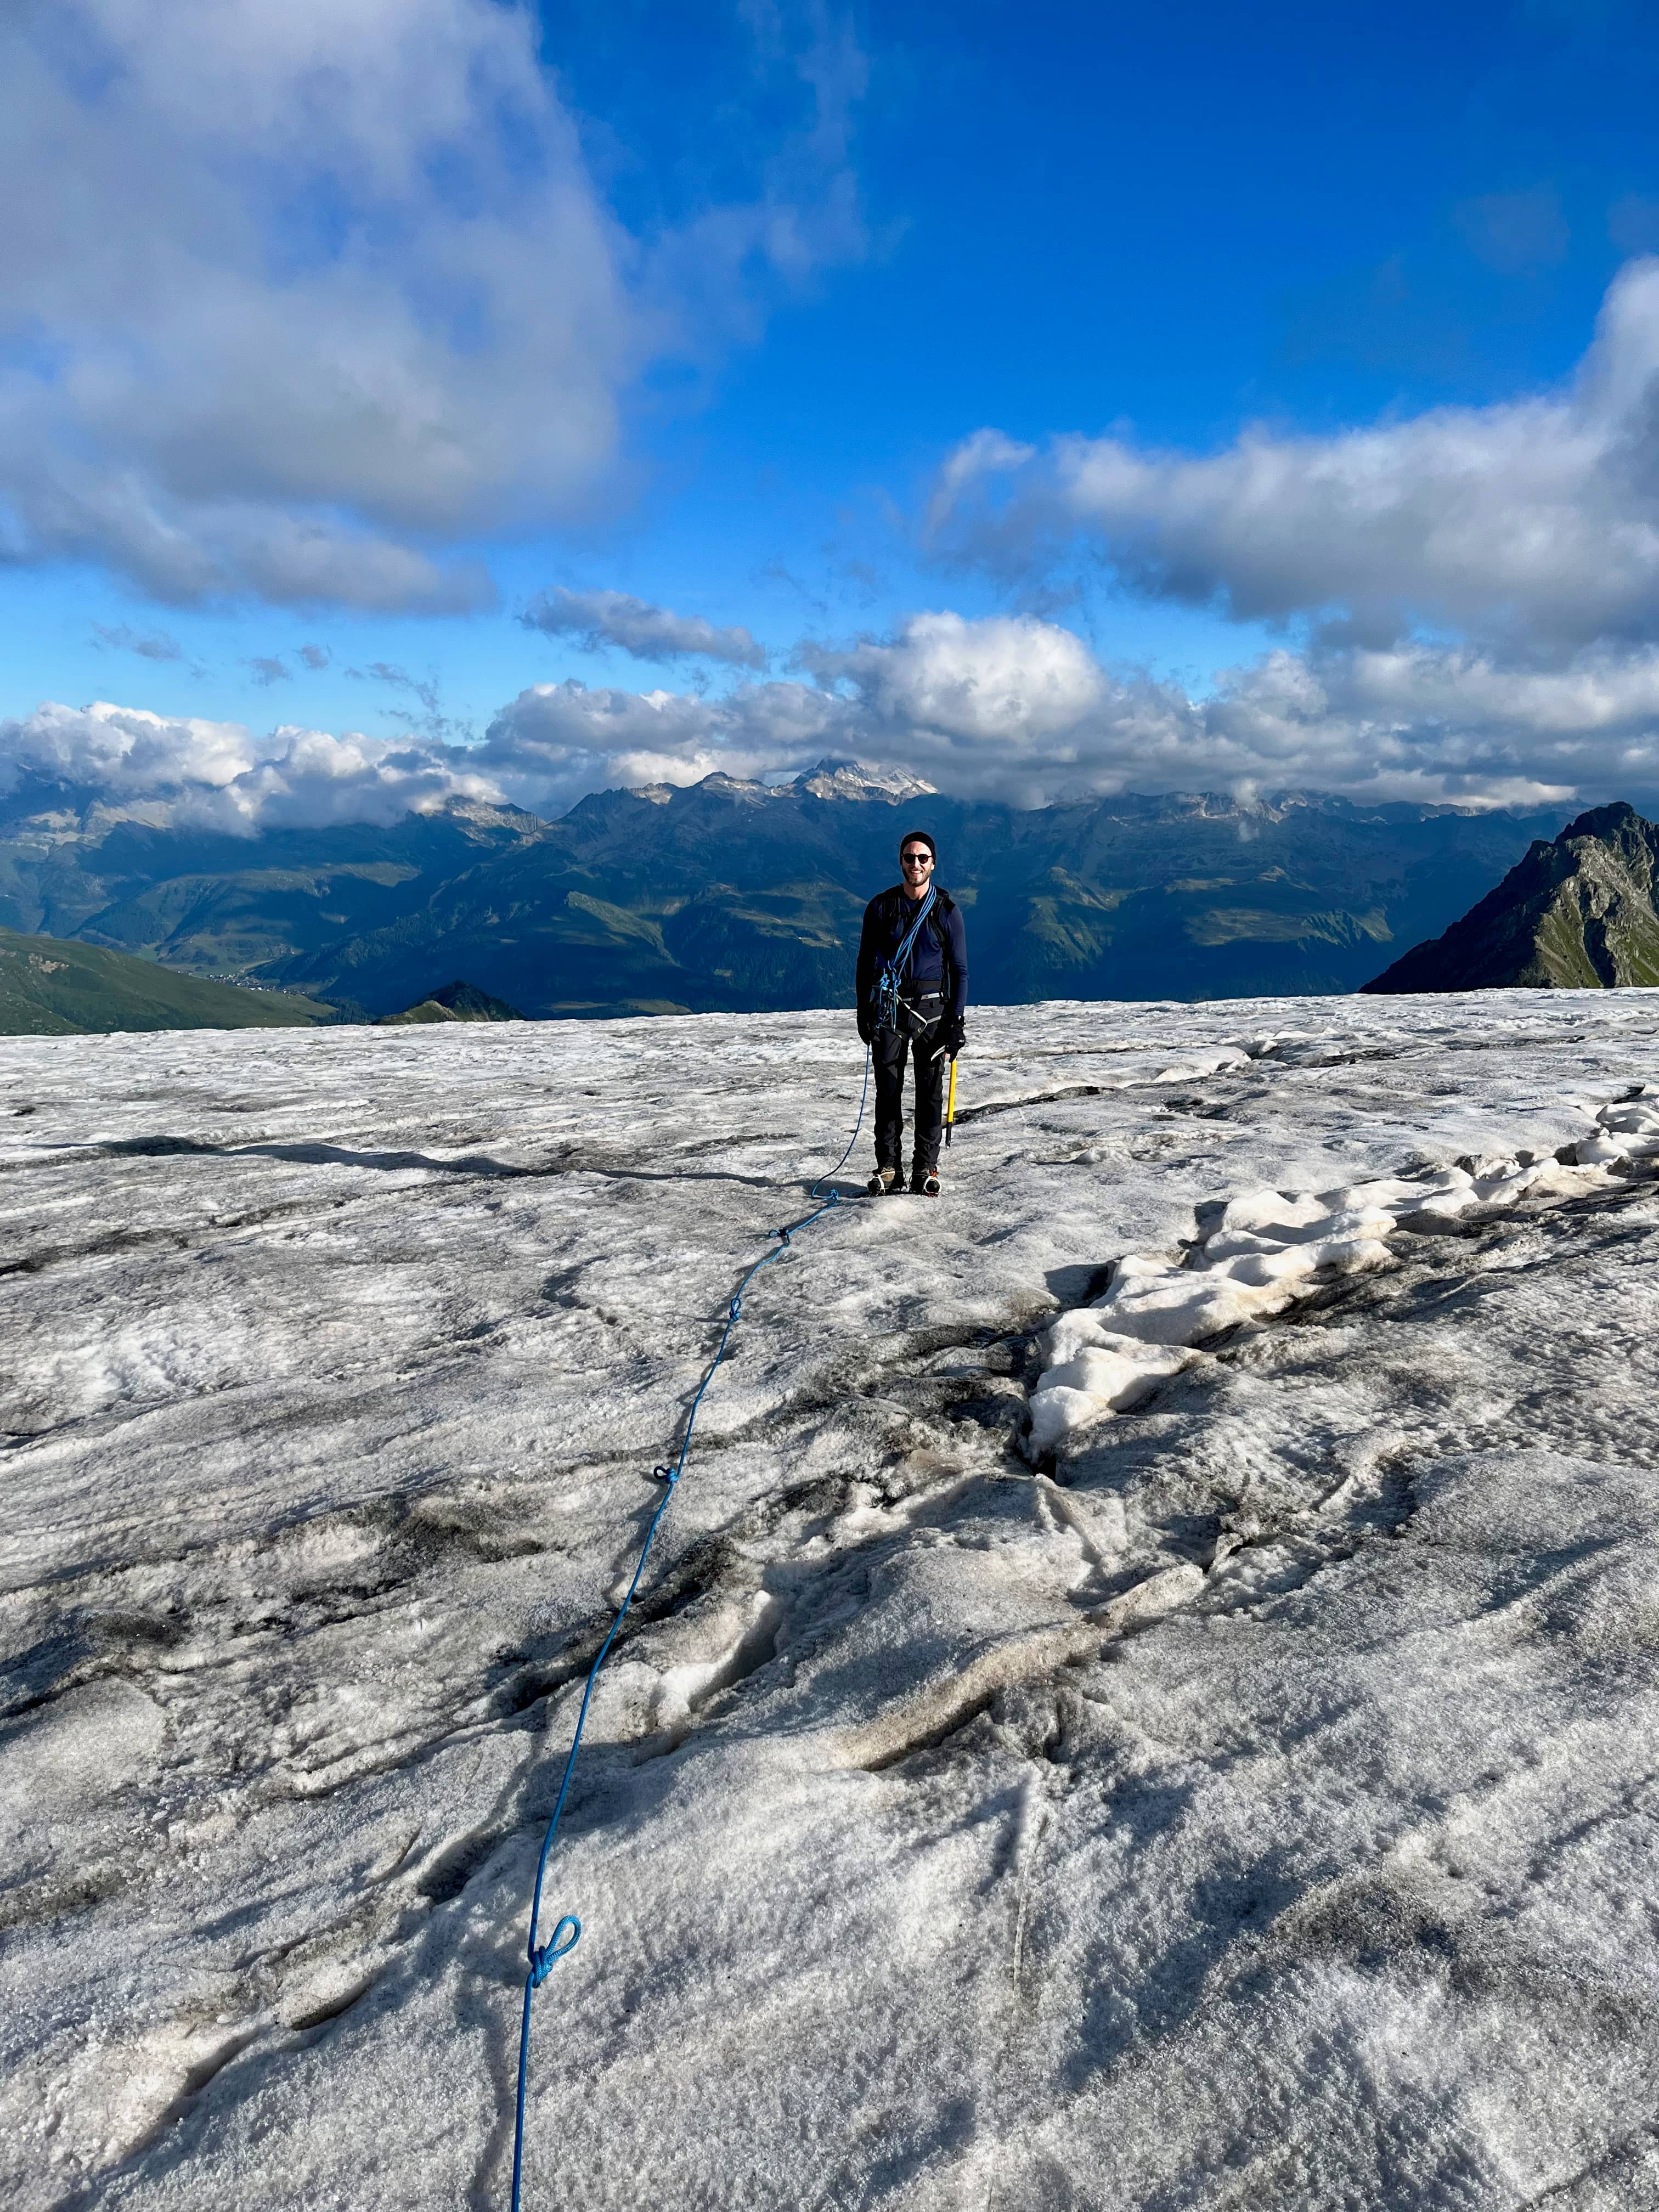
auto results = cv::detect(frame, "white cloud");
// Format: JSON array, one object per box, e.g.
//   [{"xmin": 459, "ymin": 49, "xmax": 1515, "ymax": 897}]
[
  {"xmin": 799, "ymin": 610, "xmax": 1107, "ymax": 742},
  {"xmin": 929, "ymin": 259, "xmax": 1659, "ymax": 654},
  {"xmin": 3, "ymin": 701, "xmax": 260, "ymax": 798},
  {"xmin": 0, "ymin": 700, "xmax": 495, "ymax": 832},
  {"xmin": 487, "ymin": 614, "xmax": 1659, "ymax": 813},
  {"xmin": 16, "ymin": 610, "xmax": 1659, "ymax": 833},
  {"xmin": 805, "ymin": 614, "xmax": 1659, "ymax": 808},
  {"xmin": 521, "ymin": 588, "xmax": 768, "ymax": 669},
  {"xmin": 923, "ymin": 428, "xmax": 1035, "ymax": 536},
  {"xmin": 0, "ymin": 1, "xmax": 864, "ymax": 610},
  {"xmin": 222, "ymin": 726, "xmax": 501, "ymax": 830},
  {"xmin": 478, "ymin": 678, "xmax": 843, "ymax": 812}
]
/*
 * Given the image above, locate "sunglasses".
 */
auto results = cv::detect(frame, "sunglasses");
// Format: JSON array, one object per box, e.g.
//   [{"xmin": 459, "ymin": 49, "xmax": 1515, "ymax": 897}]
[{"xmin": 901, "ymin": 852, "xmax": 934, "ymax": 866}]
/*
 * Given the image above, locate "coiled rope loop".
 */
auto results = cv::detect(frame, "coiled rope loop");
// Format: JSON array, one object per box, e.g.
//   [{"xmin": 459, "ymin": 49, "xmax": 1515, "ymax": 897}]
[
  {"xmin": 872, "ymin": 882, "xmax": 936, "ymax": 1036},
  {"xmin": 509, "ymin": 1043, "xmax": 872, "ymax": 2210}
]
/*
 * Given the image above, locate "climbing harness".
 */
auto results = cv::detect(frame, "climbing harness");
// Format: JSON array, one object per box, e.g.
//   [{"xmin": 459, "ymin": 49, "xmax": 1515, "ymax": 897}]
[
  {"xmin": 508, "ymin": 1045, "xmax": 873, "ymax": 2211},
  {"xmin": 870, "ymin": 883, "xmax": 937, "ymax": 1036}
]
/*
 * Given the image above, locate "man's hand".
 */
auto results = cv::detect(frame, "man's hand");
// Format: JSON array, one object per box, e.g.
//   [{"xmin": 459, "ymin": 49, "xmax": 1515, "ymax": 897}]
[
  {"xmin": 942, "ymin": 1014, "xmax": 967, "ymax": 1057},
  {"xmin": 856, "ymin": 1009, "xmax": 874, "ymax": 1045}
]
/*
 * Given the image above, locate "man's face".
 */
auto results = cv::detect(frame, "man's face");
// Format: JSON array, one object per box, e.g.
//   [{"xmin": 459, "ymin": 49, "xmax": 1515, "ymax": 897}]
[{"xmin": 900, "ymin": 844, "xmax": 934, "ymax": 895}]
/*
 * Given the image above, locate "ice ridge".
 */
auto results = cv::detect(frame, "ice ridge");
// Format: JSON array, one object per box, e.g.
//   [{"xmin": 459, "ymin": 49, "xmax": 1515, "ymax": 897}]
[{"xmin": 1028, "ymin": 1082, "xmax": 1659, "ymax": 1457}]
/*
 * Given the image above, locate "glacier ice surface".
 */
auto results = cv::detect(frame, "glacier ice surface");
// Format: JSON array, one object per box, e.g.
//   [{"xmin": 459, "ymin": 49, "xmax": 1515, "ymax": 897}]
[{"xmin": 6, "ymin": 991, "xmax": 1659, "ymax": 2207}]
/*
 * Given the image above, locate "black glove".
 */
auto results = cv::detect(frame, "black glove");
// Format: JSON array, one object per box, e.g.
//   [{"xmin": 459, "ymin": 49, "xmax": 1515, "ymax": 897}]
[
  {"xmin": 941, "ymin": 1015, "xmax": 966, "ymax": 1057},
  {"xmin": 856, "ymin": 1009, "xmax": 874, "ymax": 1045}
]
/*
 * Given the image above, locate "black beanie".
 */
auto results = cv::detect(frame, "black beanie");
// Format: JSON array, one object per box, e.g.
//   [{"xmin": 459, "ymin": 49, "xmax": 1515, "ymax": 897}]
[{"xmin": 898, "ymin": 828, "xmax": 936, "ymax": 861}]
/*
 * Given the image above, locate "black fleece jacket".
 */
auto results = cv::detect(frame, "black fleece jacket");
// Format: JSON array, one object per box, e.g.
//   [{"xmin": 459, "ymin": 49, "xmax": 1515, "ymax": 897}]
[{"xmin": 855, "ymin": 885, "xmax": 969, "ymax": 1022}]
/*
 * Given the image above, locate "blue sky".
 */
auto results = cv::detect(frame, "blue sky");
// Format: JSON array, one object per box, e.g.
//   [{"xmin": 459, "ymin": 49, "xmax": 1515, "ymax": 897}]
[{"xmin": 7, "ymin": 0, "xmax": 1659, "ymax": 820}]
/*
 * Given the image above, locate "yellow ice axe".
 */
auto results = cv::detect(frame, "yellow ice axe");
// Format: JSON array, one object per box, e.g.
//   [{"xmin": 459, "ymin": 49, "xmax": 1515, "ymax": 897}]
[{"xmin": 945, "ymin": 1056, "xmax": 958, "ymax": 1148}]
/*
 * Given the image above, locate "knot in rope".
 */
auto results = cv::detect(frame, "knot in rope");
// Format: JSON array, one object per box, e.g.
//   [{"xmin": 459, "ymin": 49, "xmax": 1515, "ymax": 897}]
[{"xmin": 528, "ymin": 1916, "xmax": 580, "ymax": 1986}]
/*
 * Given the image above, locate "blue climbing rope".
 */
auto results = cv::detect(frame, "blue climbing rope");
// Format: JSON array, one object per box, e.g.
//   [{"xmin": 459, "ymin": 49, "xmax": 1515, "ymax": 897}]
[
  {"xmin": 509, "ymin": 1042, "xmax": 873, "ymax": 2210},
  {"xmin": 872, "ymin": 883, "xmax": 936, "ymax": 1037}
]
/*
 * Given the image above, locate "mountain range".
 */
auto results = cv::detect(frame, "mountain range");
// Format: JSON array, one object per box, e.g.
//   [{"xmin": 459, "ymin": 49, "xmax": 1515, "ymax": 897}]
[{"xmin": 0, "ymin": 761, "xmax": 1571, "ymax": 1019}]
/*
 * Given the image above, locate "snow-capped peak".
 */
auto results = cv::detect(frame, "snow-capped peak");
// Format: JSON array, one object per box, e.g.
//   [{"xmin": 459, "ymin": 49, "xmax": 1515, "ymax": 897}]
[{"xmin": 791, "ymin": 757, "xmax": 938, "ymax": 803}]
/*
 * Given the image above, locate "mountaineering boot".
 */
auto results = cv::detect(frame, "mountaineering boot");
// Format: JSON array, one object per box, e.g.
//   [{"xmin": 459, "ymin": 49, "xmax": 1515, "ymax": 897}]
[
  {"xmin": 866, "ymin": 1165, "xmax": 899, "ymax": 1197},
  {"xmin": 912, "ymin": 1165, "xmax": 941, "ymax": 1198}
]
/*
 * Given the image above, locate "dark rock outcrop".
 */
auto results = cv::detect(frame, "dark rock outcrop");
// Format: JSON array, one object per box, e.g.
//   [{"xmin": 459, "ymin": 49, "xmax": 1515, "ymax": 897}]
[
  {"xmin": 378, "ymin": 979, "xmax": 526, "ymax": 1025},
  {"xmin": 1363, "ymin": 803, "xmax": 1659, "ymax": 993}
]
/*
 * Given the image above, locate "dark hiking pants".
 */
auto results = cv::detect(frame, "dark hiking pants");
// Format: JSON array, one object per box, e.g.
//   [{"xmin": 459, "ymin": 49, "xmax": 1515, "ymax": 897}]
[{"xmin": 874, "ymin": 1020, "xmax": 946, "ymax": 1174}]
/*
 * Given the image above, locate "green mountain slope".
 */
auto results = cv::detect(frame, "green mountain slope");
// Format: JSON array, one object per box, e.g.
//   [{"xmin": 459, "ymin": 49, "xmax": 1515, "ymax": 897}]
[
  {"xmin": 0, "ymin": 928, "xmax": 335, "ymax": 1035},
  {"xmin": 1363, "ymin": 803, "xmax": 1659, "ymax": 993},
  {"xmin": 0, "ymin": 798, "xmax": 546, "ymax": 972}
]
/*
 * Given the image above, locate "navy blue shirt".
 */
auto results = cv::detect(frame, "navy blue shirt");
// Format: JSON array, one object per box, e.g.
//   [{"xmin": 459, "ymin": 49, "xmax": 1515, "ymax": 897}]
[{"xmin": 856, "ymin": 885, "xmax": 969, "ymax": 1020}]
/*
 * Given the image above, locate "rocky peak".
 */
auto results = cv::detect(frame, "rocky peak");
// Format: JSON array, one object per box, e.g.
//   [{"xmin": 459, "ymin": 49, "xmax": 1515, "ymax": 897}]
[
  {"xmin": 791, "ymin": 758, "xmax": 938, "ymax": 803},
  {"xmin": 1555, "ymin": 802, "xmax": 1659, "ymax": 888},
  {"xmin": 425, "ymin": 795, "xmax": 549, "ymax": 839},
  {"xmin": 1364, "ymin": 800, "xmax": 1659, "ymax": 993},
  {"xmin": 377, "ymin": 978, "xmax": 525, "ymax": 1024}
]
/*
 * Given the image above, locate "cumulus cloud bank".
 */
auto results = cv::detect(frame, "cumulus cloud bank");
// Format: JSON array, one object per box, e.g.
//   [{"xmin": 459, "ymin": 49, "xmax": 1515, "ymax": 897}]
[
  {"xmin": 476, "ymin": 680, "xmax": 840, "ymax": 813},
  {"xmin": 16, "ymin": 607, "xmax": 1659, "ymax": 831},
  {"xmin": 930, "ymin": 258, "xmax": 1659, "ymax": 656},
  {"xmin": 483, "ymin": 610, "xmax": 1659, "ymax": 814},
  {"xmin": 874, "ymin": 266, "xmax": 1659, "ymax": 812},
  {"xmin": 787, "ymin": 613, "xmax": 1657, "ymax": 809},
  {"xmin": 521, "ymin": 589, "xmax": 768, "ymax": 669},
  {"xmin": 1, "ymin": 1, "xmax": 862, "ymax": 610},
  {"xmin": 0, "ymin": 702, "xmax": 497, "ymax": 833}
]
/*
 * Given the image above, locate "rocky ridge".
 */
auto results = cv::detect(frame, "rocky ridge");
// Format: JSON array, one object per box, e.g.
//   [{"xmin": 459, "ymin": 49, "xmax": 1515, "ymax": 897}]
[
  {"xmin": 1365, "ymin": 801, "xmax": 1659, "ymax": 992},
  {"xmin": 377, "ymin": 979, "xmax": 526, "ymax": 1025}
]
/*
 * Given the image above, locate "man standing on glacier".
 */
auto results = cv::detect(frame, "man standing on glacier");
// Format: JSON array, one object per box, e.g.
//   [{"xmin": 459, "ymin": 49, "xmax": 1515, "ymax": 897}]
[{"xmin": 855, "ymin": 829, "xmax": 969, "ymax": 1198}]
